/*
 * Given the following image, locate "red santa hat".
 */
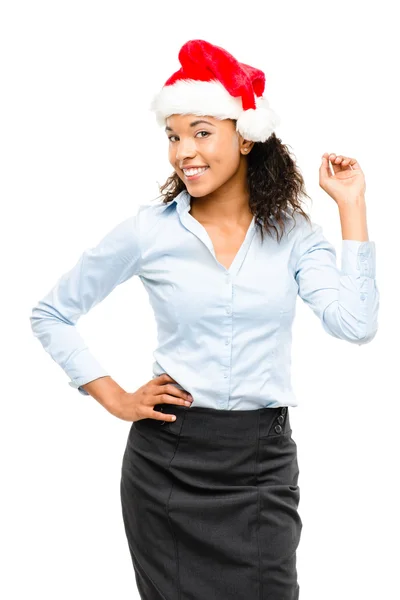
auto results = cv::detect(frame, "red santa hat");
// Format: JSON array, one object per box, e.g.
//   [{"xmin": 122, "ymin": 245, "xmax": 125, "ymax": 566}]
[{"xmin": 150, "ymin": 39, "xmax": 280, "ymax": 143}]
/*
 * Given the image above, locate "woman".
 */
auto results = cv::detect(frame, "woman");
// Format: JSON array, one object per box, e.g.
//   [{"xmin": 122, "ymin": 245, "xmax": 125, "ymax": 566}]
[{"xmin": 30, "ymin": 39, "xmax": 379, "ymax": 599}]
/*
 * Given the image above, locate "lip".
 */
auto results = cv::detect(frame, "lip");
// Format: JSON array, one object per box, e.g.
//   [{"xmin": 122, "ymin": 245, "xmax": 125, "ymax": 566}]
[{"xmin": 181, "ymin": 165, "xmax": 209, "ymax": 170}]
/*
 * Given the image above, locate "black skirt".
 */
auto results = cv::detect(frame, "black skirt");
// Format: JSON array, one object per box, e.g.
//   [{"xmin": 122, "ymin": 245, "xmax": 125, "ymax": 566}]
[{"xmin": 120, "ymin": 403, "xmax": 302, "ymax": 600}]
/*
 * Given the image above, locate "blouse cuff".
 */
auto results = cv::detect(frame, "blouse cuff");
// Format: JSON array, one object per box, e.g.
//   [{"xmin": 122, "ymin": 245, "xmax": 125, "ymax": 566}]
[
  {"xmin": 341, "ymin": 240, "xmax": 376, "ymax": 278},
  {"xmin": 65, "ymin": 349, "xmax": 110, "ymax": 396}
]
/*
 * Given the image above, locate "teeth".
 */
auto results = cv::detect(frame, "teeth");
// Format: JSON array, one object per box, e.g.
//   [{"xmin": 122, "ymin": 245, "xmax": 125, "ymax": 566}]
[{"xmin": 183, "ymin": 167, "xmax": 208, "ymax": 176}]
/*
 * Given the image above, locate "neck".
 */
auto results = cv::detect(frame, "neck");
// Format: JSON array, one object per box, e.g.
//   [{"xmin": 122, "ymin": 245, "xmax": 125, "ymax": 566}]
[{"xmin": 188, "ymin": 185, "xmax": 252, "ymax": 227}]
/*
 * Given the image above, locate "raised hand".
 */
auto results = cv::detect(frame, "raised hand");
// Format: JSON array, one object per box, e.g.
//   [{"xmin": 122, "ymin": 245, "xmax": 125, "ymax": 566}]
[{"xmin": 319, "ymin": 152, "xmax": 366, "ymax": 205}]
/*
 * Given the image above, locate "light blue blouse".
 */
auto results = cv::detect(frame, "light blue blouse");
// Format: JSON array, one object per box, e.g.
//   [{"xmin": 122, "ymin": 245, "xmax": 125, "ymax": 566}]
[{"xmin": 30, "ymin": 190, "xmax": 379, "ymax": 409}]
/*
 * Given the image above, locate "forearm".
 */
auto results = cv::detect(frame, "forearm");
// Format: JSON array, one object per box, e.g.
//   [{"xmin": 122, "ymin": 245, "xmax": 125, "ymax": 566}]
[
  {"xmin": 81, "ymin": 376, "xmax": 126, "ymax": 410},
  {"xmin": 338, "ymin": 195, "xmax": 369, "ymax": 241}
]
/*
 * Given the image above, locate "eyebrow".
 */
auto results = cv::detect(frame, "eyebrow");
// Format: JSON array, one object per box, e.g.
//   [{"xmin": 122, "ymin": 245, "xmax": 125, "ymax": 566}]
[{"xmin": 165, "ymin": 119, "xmax": 216, "ymax": 132}]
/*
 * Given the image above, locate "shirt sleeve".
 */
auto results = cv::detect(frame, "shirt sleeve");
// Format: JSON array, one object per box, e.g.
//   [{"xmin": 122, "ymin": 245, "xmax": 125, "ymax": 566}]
[
  {"xmin": 29, "ymin": 214, "xmax": 142, "ymax": 395},
  {"xmin": 293, "ymin": 218, "xmax": 379, "ymax": 344}
]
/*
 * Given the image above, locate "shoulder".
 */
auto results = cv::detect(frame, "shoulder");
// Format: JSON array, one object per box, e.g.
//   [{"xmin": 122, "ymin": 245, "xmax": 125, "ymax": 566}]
[
  {"xmin": 279, "ymin": 210, "xmax": 331, "ymax": 268},
  {"xmin": 134, "ymin": 198, "xmax": 175, "ymax": 236},
  {"xmin": 93, "ymin": 200, "xmax": 172, "ymax": 259},
  {"xmin": 276, "ymin": 209, "xmax": 318, "ymax": 244}
]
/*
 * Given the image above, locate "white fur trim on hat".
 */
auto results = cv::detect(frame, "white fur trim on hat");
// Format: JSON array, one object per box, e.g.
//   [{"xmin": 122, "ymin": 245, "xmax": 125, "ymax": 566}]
[
  {"xmin": 236, "ymin": 96, "xmax": 281, "ymax": 142},
  {"xmin": 150, "ymin": 79, "xmax": 280, "ymax": 142}
]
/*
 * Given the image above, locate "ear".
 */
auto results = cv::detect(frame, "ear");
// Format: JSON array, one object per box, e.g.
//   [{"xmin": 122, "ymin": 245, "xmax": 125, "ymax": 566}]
[{"xmin": 240, "ymin": 138, "xmax": 255, "ymax": 155}]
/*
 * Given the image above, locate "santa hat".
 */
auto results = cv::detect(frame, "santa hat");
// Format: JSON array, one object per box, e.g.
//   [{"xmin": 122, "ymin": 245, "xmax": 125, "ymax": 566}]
[{"xmin": 150, "ymin": 39, "xmax": 280, "ymax": 143}]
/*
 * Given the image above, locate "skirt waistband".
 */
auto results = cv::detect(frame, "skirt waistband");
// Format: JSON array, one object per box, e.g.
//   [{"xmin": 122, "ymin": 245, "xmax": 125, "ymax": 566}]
[{"xmin": 150, "ymin": 404, "xmax": 291, "ymax": 440}]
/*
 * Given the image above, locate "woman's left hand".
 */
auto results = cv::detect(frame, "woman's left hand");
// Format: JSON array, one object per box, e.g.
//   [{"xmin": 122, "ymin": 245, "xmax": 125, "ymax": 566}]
[{"xmin": 319, "ymin": 152, "xmax": 366, "ymax": 205}]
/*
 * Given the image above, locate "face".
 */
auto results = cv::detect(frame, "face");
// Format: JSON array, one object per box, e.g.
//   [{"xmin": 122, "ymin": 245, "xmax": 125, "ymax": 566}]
[{"xmin": 165, "ymin": 114, "xmax": 253, "ymax": 198}]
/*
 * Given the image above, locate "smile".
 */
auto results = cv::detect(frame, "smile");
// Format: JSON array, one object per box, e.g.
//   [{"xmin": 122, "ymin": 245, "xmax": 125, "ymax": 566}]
[{"xmin": 183, "ymin": 166, "xmax": 209, "ymax": 180}]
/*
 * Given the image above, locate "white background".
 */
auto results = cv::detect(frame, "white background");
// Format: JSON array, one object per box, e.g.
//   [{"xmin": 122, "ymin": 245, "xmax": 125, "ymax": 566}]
[{"xmin": 1, "ymin": 1, "xmax": 398, "ymax": 598}]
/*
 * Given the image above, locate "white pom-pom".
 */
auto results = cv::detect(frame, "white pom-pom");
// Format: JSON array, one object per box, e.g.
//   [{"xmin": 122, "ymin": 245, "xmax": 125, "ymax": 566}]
[{"xmin": 236, "ymin": 99, "xmax": 280, "ymax": 142}]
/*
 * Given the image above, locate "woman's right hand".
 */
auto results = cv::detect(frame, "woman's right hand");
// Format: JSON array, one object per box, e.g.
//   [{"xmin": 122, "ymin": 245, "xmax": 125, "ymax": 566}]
[{"xmin": 106, "ymin": 373, "xmax": 193, "ymax": 422}]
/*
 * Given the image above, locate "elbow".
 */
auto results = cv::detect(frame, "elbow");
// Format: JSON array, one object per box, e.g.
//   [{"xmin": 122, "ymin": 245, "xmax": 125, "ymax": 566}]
[
  {"xmin": 30, "ymin": 304, "xmax": 48, "ymax": 332},
  {"xmin": 29, "ymin": 303, "xmax": 56, "ymax": 338},
  {"xmin": 321, "ymin": 301, "xmax": 379, "ymax": 345},
  {"xmin": 356, "ymin": 325, "xmax": 378, "ymax": 346},
  {"xmin": 356, "ymin": 307, "xmax": 379, "ymax": 345},
  {"xmin": 321, "ymin": 316, "xmax": 379, "ymax": 345},
  {"xmin": 341, "ymin": 323, "xmax": 379, "ymax": 345},
  {"xmin": 29, "ymin": 300, "xmax": 75, "ymax": 333}
]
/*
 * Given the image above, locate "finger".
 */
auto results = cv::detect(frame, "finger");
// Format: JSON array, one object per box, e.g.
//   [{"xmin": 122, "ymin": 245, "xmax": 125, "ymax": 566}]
[
  {"xmin": 329, "ymin": 154, "xmax": 343, "ymax": 174},
  {"xmin": 338, "ymin": 156, "xmax": 353, "ymax": 170},
  {"xmin": 163, "ymin": 383, "xmax": 193, "ymax": 401},
  {"xmin": 320, "ymin": 153, "xmax": 333, "ymax": 178},
  {"xmin": 158, "ymin": 373, "xmax": 177, "ymax": 383},
  {"xmin": 157, "ymin": 393, "xmax": 192, "ymax": 407},
  {"xmin": 349, "ymin": 158, "xmax": 361, "ymax": 170},
  {"xmin": 329, "ymin": 153, "xmax": 354, "ymax": 173},
  {"xmin": 151, "ymin": 407, "xmax": 177, "ymax": 422},
  {"xmin": 138, "ymin": 405, "xmax": 178, "ymax": 422}
]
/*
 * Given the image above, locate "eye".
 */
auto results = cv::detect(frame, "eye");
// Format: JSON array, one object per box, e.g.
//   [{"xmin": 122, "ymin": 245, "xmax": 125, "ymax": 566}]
[
  {"xmin": 167, "ymin": 131, "xmax": 210, "ymax": 142},
  {"xmin": 196, "ymin": 131, "xmax": 210, "ymax": 138}
]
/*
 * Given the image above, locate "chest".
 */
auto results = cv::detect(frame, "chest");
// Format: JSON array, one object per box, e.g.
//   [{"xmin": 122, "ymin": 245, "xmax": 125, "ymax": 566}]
[
  {"xmin": 201, "ymin": 222, "xmax": 251, "ymax": 270},
  {"xmin": 139, "ymin": 220, "xmax": 299, "ymax": 331}
]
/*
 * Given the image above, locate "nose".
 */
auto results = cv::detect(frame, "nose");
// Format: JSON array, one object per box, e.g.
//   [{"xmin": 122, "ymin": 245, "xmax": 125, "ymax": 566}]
[{"xmin": 175, "ymin": 137, "xmax": 197, "ymax": 163}]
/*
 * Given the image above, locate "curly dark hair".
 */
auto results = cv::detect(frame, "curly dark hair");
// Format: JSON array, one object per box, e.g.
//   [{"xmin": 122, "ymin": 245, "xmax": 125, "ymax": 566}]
[{"xmin": 153, "ymin": 127, "xmax": 312, "ymax": 244}]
